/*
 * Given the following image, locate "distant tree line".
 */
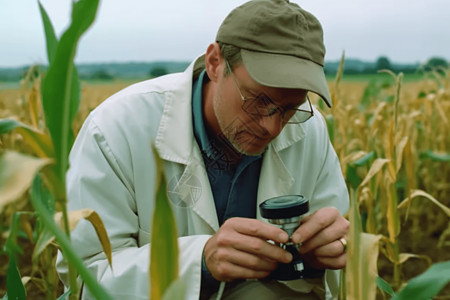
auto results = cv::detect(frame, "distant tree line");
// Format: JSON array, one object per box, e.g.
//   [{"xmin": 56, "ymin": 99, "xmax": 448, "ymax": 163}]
[
  {"xmin": 0, "ymin": 57, "xmax": 448, "ymax": 82},
  {"xmin": 324, "ymin": 56, "xmax": 449, "ymax": 75}
]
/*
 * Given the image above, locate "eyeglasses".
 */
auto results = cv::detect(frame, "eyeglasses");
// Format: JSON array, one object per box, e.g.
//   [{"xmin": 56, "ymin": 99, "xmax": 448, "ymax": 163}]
[{"xmin": 226, "ymin": 61, "xmax": 314, "ymax": 124}]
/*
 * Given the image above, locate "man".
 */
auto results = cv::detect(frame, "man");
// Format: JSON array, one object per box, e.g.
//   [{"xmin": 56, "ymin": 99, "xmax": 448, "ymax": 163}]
[{"xmin": 56, "ymin": 0, "xmax": 349, "ymax": 299}]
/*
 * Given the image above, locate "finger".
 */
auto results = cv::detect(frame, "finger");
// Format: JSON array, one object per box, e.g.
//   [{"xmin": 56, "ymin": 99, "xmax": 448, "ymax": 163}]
[
  {"xmin": 313, "ymin": 252, "xmax": 347, "ymax": 270},
  {"xmin": 223, "ymin": 247, "xmax": 278, "ymax": 271},
  {"xmin": 229, "ymin": 217, "xmax": 289, "ymax": 243},
  {"xmin": 207, "ymin": 259, "xmax": 272, "ymax": 281},
  {"xmin": 308, "ymin": 239, "xmax": 346, "ymax": 257},
  {"xmin": 299, "ymin": 222, "xmax": 347, "ymax": 254},
  {"xmin": 291, "ymin": 207, "xmax": 341, "ymax": 244},
  {"xmin": 233, "ymin": 235, "xmax": 293, "ymax": 263},
  {"xmin": 212, "ymin": 219, "xmax": 292, "ymax": 263}
]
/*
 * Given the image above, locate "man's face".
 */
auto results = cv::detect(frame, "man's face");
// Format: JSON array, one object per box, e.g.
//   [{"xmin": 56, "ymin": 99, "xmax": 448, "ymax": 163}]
[{"xmin": 212, "ymin": 63, "xmax": 308, "ymax": 156}]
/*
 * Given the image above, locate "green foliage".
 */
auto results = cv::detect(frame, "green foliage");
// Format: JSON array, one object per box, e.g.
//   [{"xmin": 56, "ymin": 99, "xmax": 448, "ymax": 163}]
[
  {"xmin": 325, "ymin": 115, "xmax": 334, "ymax": 143},
  {"xmin": 150, "ymin": 151, "xmax": 180, "ymax": 300},
  {"xmin": 39, "ymin": 0, "xmax": 92, "ymax": 182},
  {"xmin": 36, "ymin": 2, "xmax": 114, "ymax": 298},
  {"xmin": 6, "ymin": 256, "xmax": 26, "ymax": 300},
  {"xmin": 4, "ymin": 213, "xmax": 30, "ymax": 300},
  {"xmin": 419, "ymin": 150, "xmax": 450, "ymax": 162},
  {"xmin": 392, "ymin": 261, "xmax": 450, "ymax": 300},
  {"xmin": 90, "ymin": 69, "xmax": 115, "ymax": 80},
  {"xmin": 149, "ymin": 66, "xmax": 169, "ymax": 78},
  {"xmin": 346, "ymin": 152, "xmax": 375, "ymax": 190},
  {"xmin": 376, "ymin": 276, "xmax": 396, "ymax": 297},
  {"xmin": 377, "ymin": 262, "xmax": 450, "ymax": 300},
  {"xmin": 359, "ymin": 78, "xmax": 394, "ymax": 110},
  {"xmin": 425, "ymin": 57, "xmax": 448, "ymax": 70},
  {"xmin": 29, "ymin": 176, "xmax": 113, "ymax": 300},
  {"xmin": 376, "ymin": 56, "xmax": 392, "ymax": 71},
  {"xmin": 0, "ymin": 119, "xmax": 19, "ymax": 135}
]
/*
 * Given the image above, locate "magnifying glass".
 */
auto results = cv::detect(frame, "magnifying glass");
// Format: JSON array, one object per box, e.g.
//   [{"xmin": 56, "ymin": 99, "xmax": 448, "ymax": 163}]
[{"xmin": 260, "ymin": 195, "xmax": 323, "ymax": 280}]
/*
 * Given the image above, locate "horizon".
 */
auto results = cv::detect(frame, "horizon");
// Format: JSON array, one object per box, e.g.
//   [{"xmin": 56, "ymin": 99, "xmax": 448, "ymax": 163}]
[{"xmin": 0, "ymin": 55, "xmax": 438, "ymax": 70}]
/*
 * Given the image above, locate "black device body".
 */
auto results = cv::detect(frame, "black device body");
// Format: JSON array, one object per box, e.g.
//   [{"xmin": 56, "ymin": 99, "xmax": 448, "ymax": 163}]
[{"xmin": 259, "ymin": 195, "xmax": 324, "ymax": 281}]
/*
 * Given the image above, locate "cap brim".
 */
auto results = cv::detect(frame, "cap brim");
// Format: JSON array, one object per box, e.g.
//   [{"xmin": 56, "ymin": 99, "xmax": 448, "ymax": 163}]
[{"xmin": 241, "ymin": 49, "xmax": 332, "ymax": 107}]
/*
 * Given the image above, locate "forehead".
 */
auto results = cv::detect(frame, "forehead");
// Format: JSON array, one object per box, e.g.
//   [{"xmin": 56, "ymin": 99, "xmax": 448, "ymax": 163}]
[{"xmin": 232, "ymin": 63, "xmax": 308, "ymax": 105}]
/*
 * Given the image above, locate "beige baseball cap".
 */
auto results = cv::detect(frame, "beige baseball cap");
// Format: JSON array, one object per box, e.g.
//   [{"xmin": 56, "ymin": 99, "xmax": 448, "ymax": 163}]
[{"xmin": 216, "ymin": 0, "xmax": 332, "ymax": 107}]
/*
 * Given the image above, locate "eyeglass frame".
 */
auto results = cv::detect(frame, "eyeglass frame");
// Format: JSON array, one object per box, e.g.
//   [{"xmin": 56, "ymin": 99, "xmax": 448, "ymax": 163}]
[{"xmin": 225, "ymin": 60, "xmax": 314, "ymax": 124}]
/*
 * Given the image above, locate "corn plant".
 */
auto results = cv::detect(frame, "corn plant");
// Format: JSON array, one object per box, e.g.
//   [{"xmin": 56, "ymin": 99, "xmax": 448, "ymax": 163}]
[
  {"xmin": 1, "ymin": 1, "xmax": 113, "ymax": 299},
  {"xmin": 1, "ymin": 1, "xmax": 182, "ymax": 299},
  {"xmin": 327, "ymin": 54, "xmax": 450, "ymax": 299}
]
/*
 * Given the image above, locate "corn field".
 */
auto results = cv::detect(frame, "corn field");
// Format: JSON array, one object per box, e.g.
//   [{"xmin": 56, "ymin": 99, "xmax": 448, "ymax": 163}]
[{"xmin": 1, "ymin": 1, "xmax": 450, "ymax": 299}]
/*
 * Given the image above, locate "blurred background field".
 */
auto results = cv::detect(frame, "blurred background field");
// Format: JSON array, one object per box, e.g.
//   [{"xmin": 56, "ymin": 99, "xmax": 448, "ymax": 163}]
[{"xmin": 1, "ymin": 66, "xmax": 449, "ymax": 298}]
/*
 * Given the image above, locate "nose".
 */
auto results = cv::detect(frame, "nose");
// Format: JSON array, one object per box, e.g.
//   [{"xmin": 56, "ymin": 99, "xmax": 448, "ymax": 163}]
[{"xmin": 259, "ymin": 114, "xmax": 283, "ymax": 138}]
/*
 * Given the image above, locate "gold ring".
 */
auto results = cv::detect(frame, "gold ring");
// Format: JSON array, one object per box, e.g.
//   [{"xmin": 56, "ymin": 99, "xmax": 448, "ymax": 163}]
[{"xmin": 339, "ymin": 237, "xmax": 347, "ymax": 252}]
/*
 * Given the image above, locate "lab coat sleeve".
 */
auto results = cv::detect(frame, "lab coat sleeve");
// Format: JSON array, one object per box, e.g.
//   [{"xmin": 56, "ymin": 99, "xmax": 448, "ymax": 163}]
[
  {"xmin": 309, "ymin": 111, "xmax": 349, "ymax": 216},
  {"xmin": 56, "ymin": 114, "xmax": 209, "ymax": 300}
]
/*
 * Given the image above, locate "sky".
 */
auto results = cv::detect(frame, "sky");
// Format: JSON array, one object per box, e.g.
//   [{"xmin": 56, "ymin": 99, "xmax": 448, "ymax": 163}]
[{"xmin": 0, "ymin": 0, "xmax": 449, "ymax": 68}]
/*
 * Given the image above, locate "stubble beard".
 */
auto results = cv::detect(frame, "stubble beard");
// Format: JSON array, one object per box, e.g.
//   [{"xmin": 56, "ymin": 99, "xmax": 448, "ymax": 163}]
[{"xmin": 212, "ymin": 92, "xmax": 267, "ymax": 157}]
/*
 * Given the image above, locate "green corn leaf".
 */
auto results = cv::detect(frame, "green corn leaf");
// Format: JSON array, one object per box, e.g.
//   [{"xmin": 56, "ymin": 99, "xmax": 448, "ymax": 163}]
[
  {"xmin": 29, "ymin": 176, "xmax": 113, "ymax": 300},
  {"xmin": 40, "ymin": 0, "xmax": 98, "ymax": 182},
  {"xmin": 346, "ymin": 151, "xmax": 376, "ymax": 190},
  {"xmin": 346, "ymin": 165, "xmax": 360, "ymax": 190},
  {"xmin": 4, "ymin": 212, "xmax": 30, "ymax": 300},
  {"xmin": 31, "ymin": 175, "xmax": 56, "ymax": 262},
  {"xmin": 38, "ymin": 1, "xmax": 58, "ymax": 63},
  {"xmin": 376, "ymin": 276, "xmax": 396, "ymax": 297},
  {"xmin": 351, "ymin": 151, "xmax": 375, "ymax": 167},
  {"xmin": 56, "ymin": 290, "xmax": 71, "ymax": 300},
  {"xmin": 325, "ymin": 115, "xmax": 334, "ymax": 143},
  {"xmin": 419, "ymin": 150, "xmax": 450, "ymax": 162},
  {"xmin": 31, "ymin": 174, "xmax": 55, "ymax": 216},
  {"xmin": 6, "ymin": 256, "xmax": 26, "ymax": 300},
  {"xmin": 392, "ymin": 260, "xmax": 450, "ymax": 300},
  {"xmin": 38, "ymin": 1, "xmax": 82, "ymax": 131},
  {"xmin": 150, "ymin": 149, "xmax": 179, "ymax": 300},
  {"xmin": 5, "ymin": 213, "xmax": 25, "ymax": 258},
  {"xmin": 33, "ymin": 225, "xmax": 55, "ymax": 263},
  {"xmin": 0, "ymin": 119, "xmax": 19, "ymax": 135}
]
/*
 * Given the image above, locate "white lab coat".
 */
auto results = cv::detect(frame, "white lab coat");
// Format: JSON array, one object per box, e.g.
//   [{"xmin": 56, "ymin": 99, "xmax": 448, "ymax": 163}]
[{"xmin": 56, "ymin": 57, "xmax": 349, "ymax": 300}]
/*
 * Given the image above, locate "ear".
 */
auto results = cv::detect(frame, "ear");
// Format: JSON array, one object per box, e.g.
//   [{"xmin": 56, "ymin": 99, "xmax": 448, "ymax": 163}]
[{"xmin": 204, "ymin": 42, "xmax": 224, "ymax": 82}]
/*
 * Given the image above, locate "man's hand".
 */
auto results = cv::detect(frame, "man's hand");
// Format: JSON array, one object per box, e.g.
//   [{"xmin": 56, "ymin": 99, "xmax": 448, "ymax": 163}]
[
  {"xmin": 291, "ymin": 207, "xmax": 349, "ymax": 270},
  {"xmin": 203, "ymin": 217, "xmax": 293, "ymax": 282}
]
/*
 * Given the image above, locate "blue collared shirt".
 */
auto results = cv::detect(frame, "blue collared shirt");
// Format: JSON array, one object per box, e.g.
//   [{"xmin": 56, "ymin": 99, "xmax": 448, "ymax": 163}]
[
  {"xmin": 192, "ymin": 70, "xmax": 263, "ymax": 226},
  {"xmin": 193, "ymin": 70, "xmax": 263, "ymax": 296}
]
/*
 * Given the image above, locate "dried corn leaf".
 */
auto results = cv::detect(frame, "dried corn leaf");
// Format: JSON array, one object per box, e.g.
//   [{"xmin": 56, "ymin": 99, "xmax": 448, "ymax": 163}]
[
  {"xmin": 386, "ymin": 178, "xmax": 401, "ymax": 242},
  {"xmin": 54, "ymin": 209, "xmax": 112, "ymax": 267},
  {"xmin": 0, "ymin": 151, "xmax": 52, "ymax": 211},
  {"xmin": 347, "ymin": 188, "xmax": 383, "ymax": 300},
  {"xmin": 28, "ymin": 84, "xmax": 41, "ymax": 129},
  {"xmin": 0, "ymin": 119, "xmax": 54, "ymax": 158},
  {"xmin": 385, "ymin": 122, "xmax": 397, "ymax": 181},
  {"xmin": 359, "ymin": 158, "xmax": 389, "ymax": 188},
  {"xmin": 395, "ymin": 136, "xmax": 409, "ymax": 174},
  {"xmin": 398, "ymin": 253, "xmax": 432, "ymax": 266},
  {"xmin": 33, "ymin": 226, "xmax": 55, "ymax": 263},
  {"xmin": 398, "ymin": 189, "xmax": 450, "ymax": 217}
]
